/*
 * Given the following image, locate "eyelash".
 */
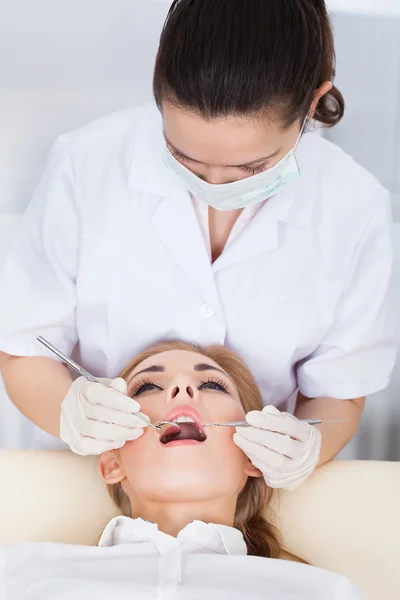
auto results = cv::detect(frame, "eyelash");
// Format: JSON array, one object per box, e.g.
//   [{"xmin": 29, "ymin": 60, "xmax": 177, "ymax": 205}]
[
  {"xmin": 171, "ymin": 149, "xmax": 189, "ymax": 163},
  {"xmin": 200, "ymin": 377, "xmax": 230, "ymax": 394},
  {"xmin": 241, "ymin": 164, "xmax": 268, "ymax": 175},
  {"xmin": 129, "ymin": 378, "xmax": 161, "ymax": 398},
  {"xmin": 171, "ymin": 150, "xmax": 267, "ymax": 176},
  {"xmin": 130, "ymin": 377, "xmax": 230, "ymax": 397}
]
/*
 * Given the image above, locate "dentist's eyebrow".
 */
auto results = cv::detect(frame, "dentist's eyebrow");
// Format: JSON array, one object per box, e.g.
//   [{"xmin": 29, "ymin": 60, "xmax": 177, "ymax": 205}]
[{"xmin": 164, "ymin": 134, "xmax": 281, "ymax": 167}]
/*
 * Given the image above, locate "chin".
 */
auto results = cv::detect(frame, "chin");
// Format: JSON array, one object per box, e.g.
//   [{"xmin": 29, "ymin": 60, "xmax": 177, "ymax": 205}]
[
  {"xmin": 134, "ymin": 464, "xmax": 243, "ymax": 502},
  {"xmin": 140, "ymin": 483, "xmax": 228, "ymax": 504}
]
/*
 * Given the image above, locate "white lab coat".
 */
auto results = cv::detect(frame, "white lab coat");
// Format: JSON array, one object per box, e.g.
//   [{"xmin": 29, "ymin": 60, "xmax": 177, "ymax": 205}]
[
  {"xmin": 0, "ymin": 516, "xmax": 367, "ymax": 599},
  {"xmin": 0, "ymin": 103, "xmax": 396, "ymax": 410}
]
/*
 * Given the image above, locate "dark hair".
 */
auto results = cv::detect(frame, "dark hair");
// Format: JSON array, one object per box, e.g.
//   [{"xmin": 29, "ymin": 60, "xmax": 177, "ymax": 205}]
[{"xmin": 153, "ymin": 0, "xmax": 344, "ymax": 128}]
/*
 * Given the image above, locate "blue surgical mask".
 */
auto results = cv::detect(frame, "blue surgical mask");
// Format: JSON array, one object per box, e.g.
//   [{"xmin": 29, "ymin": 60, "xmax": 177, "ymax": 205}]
[{"xmin": 164, "ymin": 119, "xmax": 307, "ymax": 211}]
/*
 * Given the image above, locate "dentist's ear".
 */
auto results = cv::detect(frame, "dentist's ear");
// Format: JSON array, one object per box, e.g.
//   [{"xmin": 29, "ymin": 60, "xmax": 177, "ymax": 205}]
[
  {"xmin": 99, "ymin": 450, "xmax": 126, "ymax": 484},
  {"xmin": 308, "ymin": 80, "xmax": 333, "ymax": 120}
]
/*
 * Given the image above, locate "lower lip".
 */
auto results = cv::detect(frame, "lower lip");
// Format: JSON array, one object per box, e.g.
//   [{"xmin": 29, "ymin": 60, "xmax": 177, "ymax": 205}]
[{"xmin": 162, "ymin": 440, "xmax": 204, "ymax": 448}]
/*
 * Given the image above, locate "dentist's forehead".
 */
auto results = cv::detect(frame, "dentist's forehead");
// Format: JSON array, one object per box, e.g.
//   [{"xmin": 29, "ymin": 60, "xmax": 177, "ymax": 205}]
[{"xmin": 162, "ymin": 101, "xmax": 297, "ymax": 168}]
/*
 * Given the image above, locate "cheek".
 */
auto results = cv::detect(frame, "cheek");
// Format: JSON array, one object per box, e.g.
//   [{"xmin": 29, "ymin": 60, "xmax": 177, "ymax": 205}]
[
  {"xmin": 209, "ymin": 430, "xmax": 250, "ymax": 491},
  {"xmin": 223, "ymin": 432, "xmax": 247, "ymax": 464},
  {"xmin": 214, "ymin": 425, "xmax": 248, "ymax": 468},
  {"xmin": 209, "ymin": 398, "xmax": 246, "ymax": 423},
  {"xmin": 118, "ymin": 433, "xmax": 154, "ymax": 475},
  {"xmin": 134, "ymin": 397, "xmax": 165, "ymax": 425},
  {"xmin": 118, "ymin": 442, "xmax": 138, "ymax": 476}
]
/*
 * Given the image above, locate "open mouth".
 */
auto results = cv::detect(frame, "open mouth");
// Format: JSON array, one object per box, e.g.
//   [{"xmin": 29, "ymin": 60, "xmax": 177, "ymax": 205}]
[{"xmin": 160, "ymin": 416, "xmax": 207, "ymax": 445}]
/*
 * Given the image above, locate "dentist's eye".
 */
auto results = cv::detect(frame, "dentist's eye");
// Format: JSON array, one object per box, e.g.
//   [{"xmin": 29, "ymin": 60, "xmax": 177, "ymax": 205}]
[
  {"xmin": 171, "ymin": 149, "xmax": 192, "ymax": 164},
  {"xmin": 241, "ymin": 163, "xmax": 268, "ymax": 175},
  {"xmin": 199, "ymin": 378, "xmax": 230, "ymax": 394},
  {"xmin": 130, "ymin": 379, "xmax": 163, "ymax": 397}
]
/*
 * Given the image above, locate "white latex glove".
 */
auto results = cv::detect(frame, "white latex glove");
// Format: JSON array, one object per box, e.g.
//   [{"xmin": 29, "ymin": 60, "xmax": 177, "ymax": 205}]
[
  {"xmin": 233, "ymin": 405, "xmax": 321, "ymax": 491},
  {"xmin": 60, "ymin": 377, "xmax": 149, "ymax": 456}
]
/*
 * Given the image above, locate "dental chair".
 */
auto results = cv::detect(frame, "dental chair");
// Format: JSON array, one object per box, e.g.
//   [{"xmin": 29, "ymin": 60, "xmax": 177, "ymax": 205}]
[{"xmin": 0, "ymin": 452, "xmax": 398, "ymax": 600}]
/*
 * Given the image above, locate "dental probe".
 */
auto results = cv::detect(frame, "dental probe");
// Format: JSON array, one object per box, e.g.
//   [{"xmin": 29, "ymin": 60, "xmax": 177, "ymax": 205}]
[
  {"xmin": 37, "ymin": 336, "xmax": 178, "ymax": 434},
  {"xmin": 204, "ymin": 419, "xmax": 346, "ymax": 427}
]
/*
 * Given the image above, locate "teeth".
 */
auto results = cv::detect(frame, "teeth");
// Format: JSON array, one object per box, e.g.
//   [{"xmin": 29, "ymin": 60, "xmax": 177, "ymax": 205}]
[{"xmin": 172, "ymin": 416, "xmax": 196, "ymax": 424}]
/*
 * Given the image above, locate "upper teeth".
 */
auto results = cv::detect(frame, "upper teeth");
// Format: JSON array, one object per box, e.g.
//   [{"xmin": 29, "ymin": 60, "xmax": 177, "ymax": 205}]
[{"xmin": 172, "ymin": 416, "xmax": 196, "ymax": 424}]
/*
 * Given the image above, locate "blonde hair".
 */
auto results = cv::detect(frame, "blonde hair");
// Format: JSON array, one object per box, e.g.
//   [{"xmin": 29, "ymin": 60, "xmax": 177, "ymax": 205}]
[{"xmin": 108, "ymin": 341, "xmax": 281, "ymax": 558}]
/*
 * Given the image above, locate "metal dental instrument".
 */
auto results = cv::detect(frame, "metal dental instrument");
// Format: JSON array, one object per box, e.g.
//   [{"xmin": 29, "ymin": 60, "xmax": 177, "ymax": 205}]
[
  {"xmin": 204, "ymin": 419, "xmax": 346, "ymax": 428},
  {"xmin": 154, "ymin": 418, "xmax": 346, "ymax": 433},
  {"xmin": 37, "ymin": 336, "xmax": 179, "ymax": 435},
  {"xmin": 37, "ymin": 336, "xmax": 99, "ymax": 383},
  {"xmin": 37, "ymin": 337, "xmax": 344, "ymax": 436}
]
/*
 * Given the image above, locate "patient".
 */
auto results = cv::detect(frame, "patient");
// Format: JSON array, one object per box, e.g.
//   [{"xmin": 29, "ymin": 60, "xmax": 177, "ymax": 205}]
[{"xmin": 0, "ymin": 341, "xmax": 365, "ymax": 599}]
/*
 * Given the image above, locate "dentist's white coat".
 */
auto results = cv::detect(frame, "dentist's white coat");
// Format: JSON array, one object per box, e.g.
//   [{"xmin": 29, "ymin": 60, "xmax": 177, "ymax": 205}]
[{"xmin": 0, "ymin": 103, "xmax": 395, "ymax": 410}]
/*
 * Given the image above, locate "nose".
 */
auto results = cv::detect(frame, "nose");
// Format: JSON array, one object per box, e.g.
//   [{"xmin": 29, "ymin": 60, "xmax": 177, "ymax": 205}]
[
  {"xmin": 202, "ymin": 167, "xmax": 225, "ymax": 185},
  {"xmin": 170, "ymin": 385, "xmax": 194, "ymax": 399},
  {"xmin": 200, "ymin": 166, "xmax": 240, "ymax": 185},
  {"xmin": 166, "ymin": 376, "xmax": 198, "ymax": 404}
]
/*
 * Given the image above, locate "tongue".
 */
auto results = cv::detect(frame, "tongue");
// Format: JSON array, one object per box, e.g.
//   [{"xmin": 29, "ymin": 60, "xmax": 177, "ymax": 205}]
[{"xmin": 161, "ymin": 422, "xmax": 206, "ymax": 444}]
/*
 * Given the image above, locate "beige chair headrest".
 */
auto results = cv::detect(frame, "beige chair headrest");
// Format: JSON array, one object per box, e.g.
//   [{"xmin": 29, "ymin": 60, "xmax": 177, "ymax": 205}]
[{"xmin": 0, "ymin": 451, "xmax": 399, "ymax": 600}]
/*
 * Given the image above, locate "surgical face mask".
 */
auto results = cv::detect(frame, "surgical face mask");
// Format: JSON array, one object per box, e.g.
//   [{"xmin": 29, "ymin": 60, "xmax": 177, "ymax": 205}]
[{"xmin": 164, "ymin": 120, "xmax": 307, "ymax": 211}]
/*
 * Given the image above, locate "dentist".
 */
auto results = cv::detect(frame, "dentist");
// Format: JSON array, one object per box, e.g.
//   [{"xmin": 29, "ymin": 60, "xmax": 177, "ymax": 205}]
[{"xmin": 0, "ymin": 0, "xmax": 395, "ymax": 491}]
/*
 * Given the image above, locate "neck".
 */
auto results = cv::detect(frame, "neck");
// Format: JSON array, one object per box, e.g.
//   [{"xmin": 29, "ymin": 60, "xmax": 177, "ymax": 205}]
[
  {"xmin": 129, "ymin": 496, "xmax": 238, "ymax": 538},
  {"xmin": 208, "ymin": 207, "xmax": 243, "ymax": 263}
]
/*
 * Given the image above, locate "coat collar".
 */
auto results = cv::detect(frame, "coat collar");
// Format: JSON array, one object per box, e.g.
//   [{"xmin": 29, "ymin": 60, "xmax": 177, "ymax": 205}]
[
  {"xmin": 98, "ymin": 516, "xmax": 248, "ymax": 557},
  {"xmin": 124, "ymin": 103, "xmax": 319, "ymax": 274}
]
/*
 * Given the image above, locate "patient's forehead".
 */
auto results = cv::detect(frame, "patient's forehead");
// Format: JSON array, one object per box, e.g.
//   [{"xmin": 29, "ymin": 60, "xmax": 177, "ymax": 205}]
[
  {"xmin": 126, "ymin": 348, "xmax": 241, "ymax": 405},
  {"xmin": 133, "ymin": 350, "xmax": 222, "ymax": 374}
]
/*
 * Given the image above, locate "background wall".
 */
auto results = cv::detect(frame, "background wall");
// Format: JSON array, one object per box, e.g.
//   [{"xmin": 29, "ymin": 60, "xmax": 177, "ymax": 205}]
[
  {"xmin": 324, "ymin": 2, "xmax": 400, "ymax": 460},
  {"xmin": 0, "ymin": 1, "xmax": 399, "ymax": 457}
]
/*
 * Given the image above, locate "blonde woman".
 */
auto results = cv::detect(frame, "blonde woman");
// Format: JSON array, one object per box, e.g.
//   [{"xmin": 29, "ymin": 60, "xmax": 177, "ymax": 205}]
[{"xmin": 0, "ymin": 342, "xmax": 365, "ymax": 599}]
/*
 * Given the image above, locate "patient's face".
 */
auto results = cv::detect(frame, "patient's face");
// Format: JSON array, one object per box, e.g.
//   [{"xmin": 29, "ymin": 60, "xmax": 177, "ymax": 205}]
[{"xmin": 103, "ymin": 350, "xmax": 257, "ymax": 504}]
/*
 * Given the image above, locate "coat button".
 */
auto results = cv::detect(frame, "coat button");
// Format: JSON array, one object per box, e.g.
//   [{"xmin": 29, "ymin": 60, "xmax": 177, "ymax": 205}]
[{"xmin": 199, "ymin": 304, "xmax": 214, "ymax": 318}]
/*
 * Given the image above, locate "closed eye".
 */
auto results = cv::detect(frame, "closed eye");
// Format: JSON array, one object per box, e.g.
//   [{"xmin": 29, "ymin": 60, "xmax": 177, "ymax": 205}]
[
  {"xmin": 241, "ymin": 163, "xmax": 268, "ymax": 175},
  {"xmin": 171, "ymin": 149, "xmax": 193, "ymax": 165},
  {"xmin": 130, "ymin": 380, "xmax": 163, "ymax": 398},
  {"xmin": 130, "ymin": 377, "xmax": 230, "ymax": 397},
  {"xmin": 171, "ymin": 148, "xmax": 268, "ymax": 176},
  {"xmin": 199, "ymin": 378, "xmax": 230, "ymax": 394}
]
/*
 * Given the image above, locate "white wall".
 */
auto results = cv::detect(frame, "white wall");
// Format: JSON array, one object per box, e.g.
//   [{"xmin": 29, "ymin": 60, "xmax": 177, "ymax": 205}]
[
  {"xmin": 0, "ymin": 1, "xmax": 399, "ymax": 456},
  {"xmin": 322, "ymin": 4, "xmax": 400, "ymax": 460},
  {"xmin": 0, "ymin": 0, "xmax": 169, "ymax": 448},
  {"xmin": 325, "ymin": 7, "xmax": 400, "ymax": 219},
  {"xmin": 0, "ymin": 0, "xmax": 169, "ymax": 216},
  {"xmin": 328, "ymin": 0, "xmax": 400, "ymax": 16}
]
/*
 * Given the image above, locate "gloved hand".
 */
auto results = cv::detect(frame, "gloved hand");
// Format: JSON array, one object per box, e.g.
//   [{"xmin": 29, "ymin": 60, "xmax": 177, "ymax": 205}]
[
  {"xmin": 233, "ymin": 405, "xmax": 321, "ymax": 491},
  {"xmin": 60, "ymin": 377, "xmax": 149, "ymax": 456}
]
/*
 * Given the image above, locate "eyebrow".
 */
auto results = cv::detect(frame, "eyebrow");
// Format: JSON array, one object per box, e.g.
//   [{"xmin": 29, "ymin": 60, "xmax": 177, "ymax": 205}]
[
  {"xmin": 128, "ymin": 362, "xmax": 231, "ymax": 382},
  {"xmin": 193, "ymin": 363, "xmax": 229, "ymax": 377},
  {"xmin": 130, "ymin": 365, "xmax": 165, "ymax": 380},
  {"xmin": 165, "ymin": 135, "xmax": 281, "ymax": 168}
]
